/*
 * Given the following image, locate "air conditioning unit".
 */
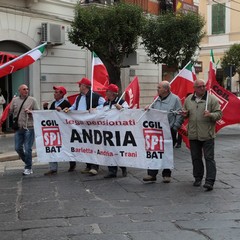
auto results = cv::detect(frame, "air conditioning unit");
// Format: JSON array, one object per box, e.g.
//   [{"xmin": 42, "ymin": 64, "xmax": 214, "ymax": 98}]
[{"xmin": 41, "ymin": 23, "xmax": 65, "ymax": 45}]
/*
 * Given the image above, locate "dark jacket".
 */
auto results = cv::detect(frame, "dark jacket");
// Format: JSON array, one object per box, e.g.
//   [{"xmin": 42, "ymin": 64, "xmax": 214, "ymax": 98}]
[
  {"xmin": 75, "ymin": 91, "xmax": 101, "ymax": 110},
  {"xmin": 45, "ymin": 99, "xmax": 71, "ymax": 110}
]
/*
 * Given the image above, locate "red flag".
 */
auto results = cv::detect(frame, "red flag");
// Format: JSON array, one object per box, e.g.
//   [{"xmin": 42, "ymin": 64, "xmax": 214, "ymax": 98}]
[
  {"xmin": 0, "ymin": 100, "xmax": 13, "ymax": 127},
  {"xmin": 207, "ymin": 51, "xmax": 240, "ymax": 132},
  {"xmin": 93, "ymin": 80, "xmax": 108, "ymax": 98},
  {"xmin": 170, "ymin": 62, "xmax": 196, "ymax": 148},
  {"xmin": 125, "ymin": 76, "xmax": 140, "ymax": 109},
  {"xmin": 67, "ymin": 93, "xmax": 79, "ymax": 106}
]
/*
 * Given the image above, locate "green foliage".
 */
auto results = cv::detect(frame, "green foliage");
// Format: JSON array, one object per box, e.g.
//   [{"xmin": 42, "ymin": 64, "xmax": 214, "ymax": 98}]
[
  {"xmin": 221, "ymin": 44, "xmax": 240, "ymax": 77},
  {"xmin": 141, "ymin": 12, "xmax": 205, "ymax": 69},
  {"xmin": 68, "ymin": 3, "xmax": 144, "ymax": 68}
]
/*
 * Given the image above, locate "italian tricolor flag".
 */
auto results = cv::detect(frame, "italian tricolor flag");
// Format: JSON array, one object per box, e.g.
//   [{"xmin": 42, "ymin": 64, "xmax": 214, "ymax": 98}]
[
  {"xmin": 170, "ymin": 61, "xmax": 196, "ymax": 104},
  {"xmin": 91, "ymin": 52, "xmax": 109, "ymax": 97},
  {"xmin": 0, "ymin": 42, "xmax": 46, "ymax": 78}
]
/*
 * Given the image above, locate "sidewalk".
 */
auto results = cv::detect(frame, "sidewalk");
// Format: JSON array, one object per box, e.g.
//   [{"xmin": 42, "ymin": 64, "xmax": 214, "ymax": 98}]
[
  {"xmin": 0, "ymin": 133, "xmax": 36, "ymax": 162},
  {"xmin": 0, "ymin": 125, "xmax": 240, "ymax": 240}
]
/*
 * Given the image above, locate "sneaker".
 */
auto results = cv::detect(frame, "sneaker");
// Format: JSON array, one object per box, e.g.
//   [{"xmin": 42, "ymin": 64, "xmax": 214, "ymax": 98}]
[
  {"xmin": 89, "ymin": 169, "xmax": 98, "ymax": 175},
  {"xmin": 193, "ymin": 179, "xmax": 202, "ymax": 187},
  {"xmin": 80, "ymin": 168, "xmax": 90, "ymax": 174},
  {"xmin": 203, "ymin": 182, "xmax": 213, "ymax": 191},
  {"xmin": 162, "ymin": 176, "xmax": 171, "ymax": 183},
  {"xmin": 143, "ymin": 175, "xmax": 157, "ymax": 182},
  {"xmin": 23, "ymin": 169, "xmax": 33, "ymax": 175},
  {"xmin": 121, "ymin": 168, "xmax": 127, "ymax": 177},
  {"xmin": 44, "ymin": 170, "xmax": 57, "ymax": 176},
  {"xmin": 104, "ymin": 173, "xmax": 117, "ymax": 179}
]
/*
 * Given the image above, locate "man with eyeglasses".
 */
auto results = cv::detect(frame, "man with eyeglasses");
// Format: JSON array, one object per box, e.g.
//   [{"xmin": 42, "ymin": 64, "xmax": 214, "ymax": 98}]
[
  {"xmin": 9, "ymin": 84, "xmax": 39, "ymax": 175},
  {"xmin": 181, "ymin": 79, "xmax": 222, "ymax": 191}
]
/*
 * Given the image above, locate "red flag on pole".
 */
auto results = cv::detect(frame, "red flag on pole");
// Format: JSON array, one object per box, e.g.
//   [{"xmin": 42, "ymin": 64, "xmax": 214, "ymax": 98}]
[
  {"xmin": 125, "ymin": 76, "xmax": 140, "ymax": 109},
  {"xmin": 0, "ymin": 99, "xmax": 13, "ymax": 127},
  {"xmin": 207, "ymin": 50, "xmax": 240, "ymax": 132},
  {"xmin": 170, "ymin": 62, "xmax": 196, "ymax": 148}
]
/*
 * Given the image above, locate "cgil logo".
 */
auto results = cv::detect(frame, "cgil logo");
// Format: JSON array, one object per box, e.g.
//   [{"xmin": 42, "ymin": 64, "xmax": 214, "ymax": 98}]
[
  {"xmin": 41, "ymin": 120, "xmax": 62, "ymax": 153},
  {"xmin": 143, "ymin": 120, "xmax": 165, "ymax": 160}
]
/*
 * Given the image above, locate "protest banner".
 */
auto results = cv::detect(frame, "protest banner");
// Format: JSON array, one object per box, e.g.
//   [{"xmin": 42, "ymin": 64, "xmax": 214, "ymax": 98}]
[{"xmin": 33, "ymin": 108, "xmax": 173, "ymax": 170}]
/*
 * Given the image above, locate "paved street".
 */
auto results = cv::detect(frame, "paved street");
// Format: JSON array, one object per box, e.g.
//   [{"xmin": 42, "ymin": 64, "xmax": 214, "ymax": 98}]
[{"xmin": 0, "ymin": 125, "xmax": 240, "ymax": 240}]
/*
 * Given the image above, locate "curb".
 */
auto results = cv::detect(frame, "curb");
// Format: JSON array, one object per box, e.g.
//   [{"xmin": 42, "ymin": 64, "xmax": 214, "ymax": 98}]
[{"xmin": 0, "ymin": 150, "xmax": 37, "ymax": 162}]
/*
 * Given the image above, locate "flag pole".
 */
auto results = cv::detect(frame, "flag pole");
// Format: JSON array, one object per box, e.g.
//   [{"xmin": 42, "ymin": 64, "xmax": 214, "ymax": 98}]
[
  {"xmin": 136, "ymin": 97, "xmax": 158, "ymax": 123},
  {"xmin": 90, "ymin": 52, "xmax": 94, "ymax": 110},
  {"xmin": 205, "ymin": 91, "xmax": 209, "ymax": 111},
  {"xmin": 117, "ymin": 91, "xmax": 125, "ymax": 104},
  {"xmin": 0, "ymin": 42, "xmax": 47, "ymax": 70}
]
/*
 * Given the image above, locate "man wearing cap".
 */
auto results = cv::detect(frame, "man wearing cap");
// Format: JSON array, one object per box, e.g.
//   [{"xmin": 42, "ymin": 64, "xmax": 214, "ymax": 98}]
[
  {"xmin": 43, "ymin": 86, "xmax": 73, "ymax": 175},
  {"xmin": 103, "ymin": 84, "xmax": 129, "ymax": 178},
  {"xmin": 64, "ymin": 77, "xmax": 105, "ymax": 175}
]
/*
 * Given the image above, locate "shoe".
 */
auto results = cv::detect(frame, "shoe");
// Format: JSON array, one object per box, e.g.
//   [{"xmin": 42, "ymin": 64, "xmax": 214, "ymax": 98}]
[
  {"xmin": 122, "ymin": 168, "xmax": 127, "ymax": 177},
  {"xmin": 193, "ymin": 179, "xmax": 202, "ymax": 187},
  {"xmin": 89, "ymin": 169, "xmax": 98, "ymax": 175},
  {"xmin": 162, "ymin": 176, "xmax": 171, "ymax": 183},
  {"xmin": 80, "ymin": 168, "xmax": 90, "ymax": 174},
  {"xmin": 104, "ymin": 173, "xmax": 117, "ymax": 178},
  {"xmin": 22, "ymin": 169, "xmax": 33, "ymax": 175},
  {"xmin": 68, "ymin": 166, "xmax": 76, "ymax": 172},
  {"xmin": 203, "ymin": 182, "xmax": 213, "ymax": 191},
  {"xmin": 143, "ymin": 175, "xmax": 157, "ymax": 182},
  {"xmin": 175, "ymin": 144, "xmax": 181, "ymax": 148},
  {"xmin": 44, "ymin": 170, "xmax": 57, "ymax": 176}
]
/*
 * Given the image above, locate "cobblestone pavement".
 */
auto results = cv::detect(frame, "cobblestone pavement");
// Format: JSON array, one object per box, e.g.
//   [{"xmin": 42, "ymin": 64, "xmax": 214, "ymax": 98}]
[{"xmin": 0, "ymin": 125, "xmax": 240, "ymax": 240}]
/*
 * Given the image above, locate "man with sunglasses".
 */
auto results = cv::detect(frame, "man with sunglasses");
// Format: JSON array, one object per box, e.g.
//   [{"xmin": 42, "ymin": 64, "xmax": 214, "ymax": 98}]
[
  {"xmin": 9, "ymin": 84, "xmax": 39, "ymax": 175},
  {"xmin": 182, "ymin": 79, "xmax": 222, "ymax": 191}
]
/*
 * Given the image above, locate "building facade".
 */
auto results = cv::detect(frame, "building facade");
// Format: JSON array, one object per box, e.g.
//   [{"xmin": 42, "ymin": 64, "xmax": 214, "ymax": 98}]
[
  {"xmin": 197, "ymin": 0, "xmax": 240, "ymax": 94},
  {"xmin": 0, "ymin": 0, "xmax": 166, "ymax": 111}
]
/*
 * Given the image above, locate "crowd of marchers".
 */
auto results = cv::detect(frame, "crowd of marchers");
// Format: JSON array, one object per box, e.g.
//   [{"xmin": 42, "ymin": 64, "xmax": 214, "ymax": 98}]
[{"xmin": 8, "ymin": 77, "xmax": 222, "ymax": 192}]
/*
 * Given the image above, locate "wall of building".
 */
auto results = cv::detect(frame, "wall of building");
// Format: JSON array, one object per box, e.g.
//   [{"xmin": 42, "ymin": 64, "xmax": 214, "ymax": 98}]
[
  {"xmin": 0, "ymin": 0, "xmax": 164, "ymax": 108},
  {"xmin": 197, "ymin": 0, "xmax": 240, "ymax": 93}
]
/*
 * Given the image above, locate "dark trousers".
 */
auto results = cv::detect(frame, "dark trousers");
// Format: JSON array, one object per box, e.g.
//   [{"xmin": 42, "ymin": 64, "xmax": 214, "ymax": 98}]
[
  {"xmin": 189, "ymin": 139, "xmax": 216, "ymax": 185},
  {"xmin": 108, "ymin": 166, "xmax": 126, "ymax": 175},
  {"xmin": 147, "ymin": 168, "xmax": 171, "ymax": 178},
  {"xmin": 176, "ymin": 133, "xmax": 182, "ymax": 146},
  {"xmin": 69, "ymin": 161, "xmax": 76, "ymax": 168}
]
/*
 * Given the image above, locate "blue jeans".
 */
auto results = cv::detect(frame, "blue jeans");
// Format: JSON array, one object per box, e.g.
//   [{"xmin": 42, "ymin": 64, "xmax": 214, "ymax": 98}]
[{"xmin": 15, "ymin": 128, "xmax": 35, "ymax": 169}]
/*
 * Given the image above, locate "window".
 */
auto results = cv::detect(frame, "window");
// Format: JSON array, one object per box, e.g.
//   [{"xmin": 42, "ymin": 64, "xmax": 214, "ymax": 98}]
[{"xmin": 212, "ymin": 3, "xmax": 225, "ymax": 34}]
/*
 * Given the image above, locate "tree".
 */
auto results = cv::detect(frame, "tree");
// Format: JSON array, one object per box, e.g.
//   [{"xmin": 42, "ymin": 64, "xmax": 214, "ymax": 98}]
[
  {"xmin": 141, "ymin": 12, "xmax": 205, "ymax": 70},
  {"xmin": 221, "ymin": 43, "xmax": 240, "ymax": 79},
  {"xmin": 68, "ymin": 3, "xmax": 144, "ymax": 87}
]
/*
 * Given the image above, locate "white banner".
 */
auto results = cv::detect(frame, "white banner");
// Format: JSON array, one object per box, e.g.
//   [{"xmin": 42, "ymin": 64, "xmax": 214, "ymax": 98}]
[{"xmin": 32, "ymin": 109, "xmax": 173, "ymax": 170}]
